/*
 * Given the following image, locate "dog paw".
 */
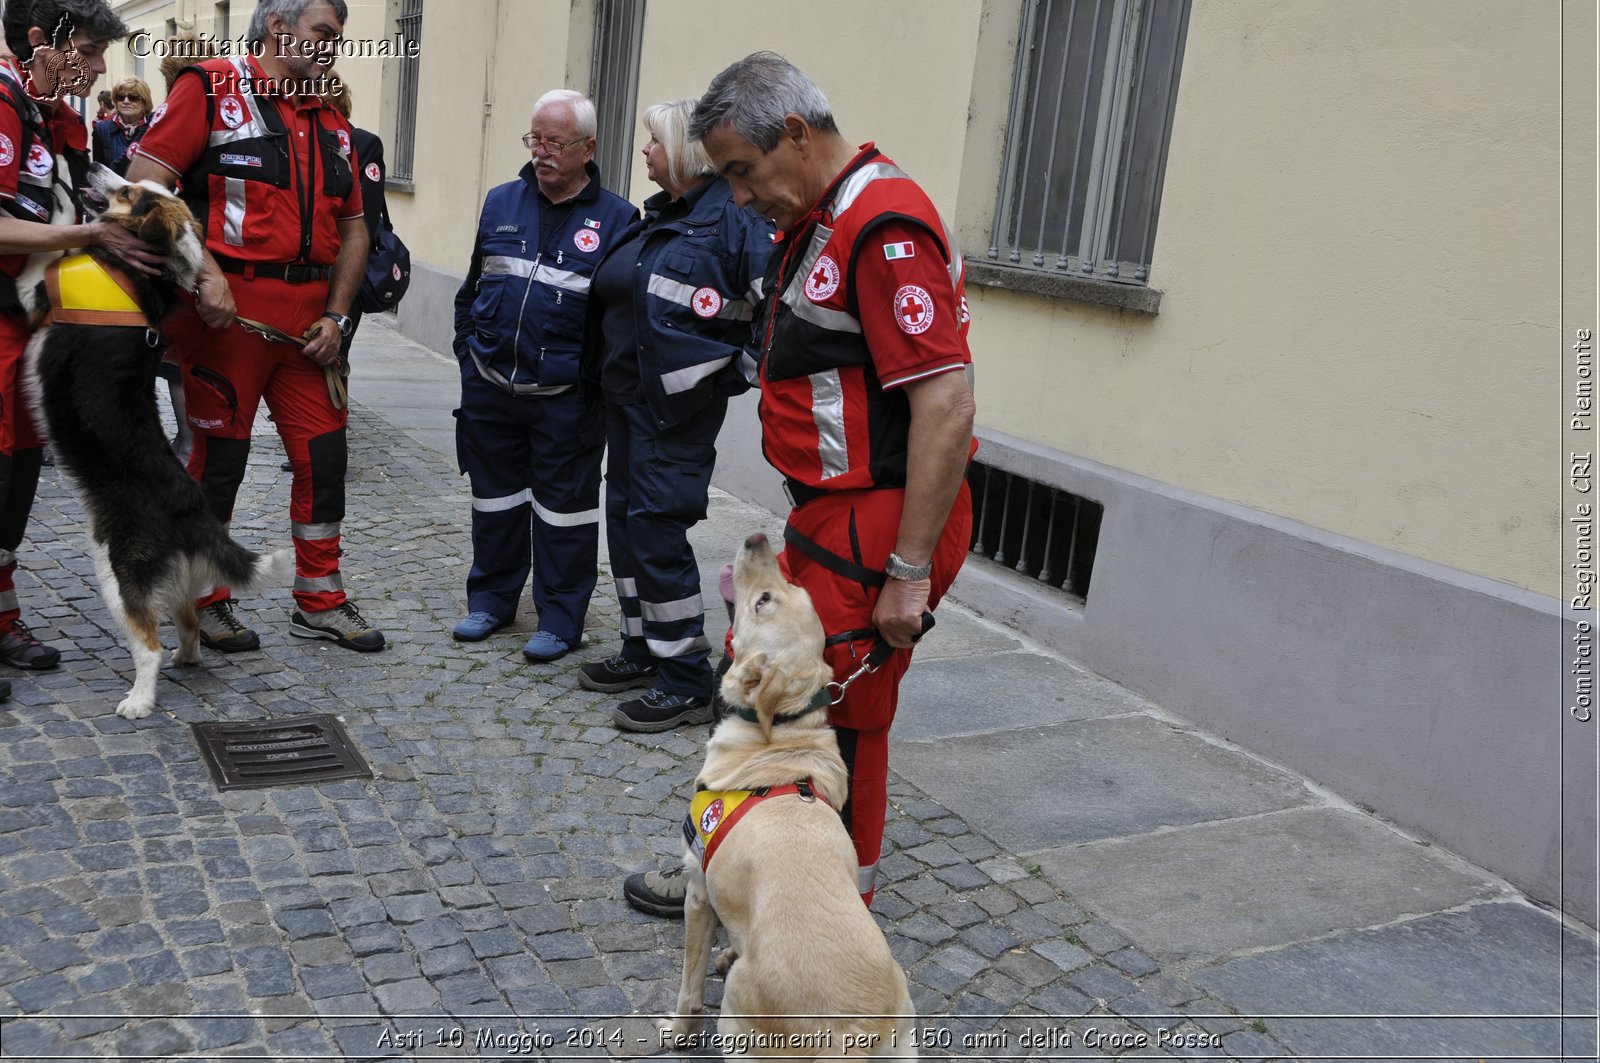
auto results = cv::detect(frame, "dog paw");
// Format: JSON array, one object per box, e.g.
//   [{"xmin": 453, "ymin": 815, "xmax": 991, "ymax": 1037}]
[
  {"xmin": 713, "ymin": 946, "xmax": 739, "ymax": 975},
  {"xmin": 662, "ymin": 1015, "xmax": 703, "ymax": 1047},
  {"xmin": 167, "ymin": 647, "xmax": 200, "ymax": 667},
  {"xmin": 115, "ymin": 695, "xmax": 153, "ymax": 720}
]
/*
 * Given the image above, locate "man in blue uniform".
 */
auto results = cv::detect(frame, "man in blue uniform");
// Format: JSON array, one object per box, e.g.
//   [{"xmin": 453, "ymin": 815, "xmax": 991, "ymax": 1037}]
[{"xmin": 452, "ymin": 89, "xmax": 637, "ymax": 660}]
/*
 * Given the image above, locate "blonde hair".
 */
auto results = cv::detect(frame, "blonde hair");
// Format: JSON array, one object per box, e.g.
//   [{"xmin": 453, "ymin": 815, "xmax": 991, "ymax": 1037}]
[
  {"xmin": 643, "ymin": 99, "xmax": 714, "ymax": 191},
  {"xmin": 320, "ymin": 71, "xmax": 351, "ymax": 118},
  {"xmin": 110, "ymin": 77, "xmax": 152, "ymax": 118}
]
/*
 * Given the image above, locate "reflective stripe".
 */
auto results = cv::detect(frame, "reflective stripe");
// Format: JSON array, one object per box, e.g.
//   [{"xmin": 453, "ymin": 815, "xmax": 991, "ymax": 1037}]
[
  {"xmin": 292, "ymin": 521, "xmax": 340, "ymax": 541},
  {"xmin": 640, "ymin": 593, "xmax": 704, "ymax": 624},
  {"xmin": 646, "ymin": 272, "xmax": 695, "ymax": 307},
  {"xmin": 737, "ymin": 351, "xmax": 758, "ymax": 383},
  {"xmin": 781, "ymin": 290, "xmax": 862, "ymax": 334},
  {"xmin": 294, "ymin": 573, "xmax": 344, "ymax": 594},
  {"xmin": 0, "ymin": 549, "xmax": 15, "ymax": 567},
  {"xmin": 857, "ymin": 861, "xmax": 879, "ymax": 894},
  {"xmin": 833, "ymin": 161, "xmax": 911, "ymax": 218},
  {"xmin": 747, "ymin": 277, "xmax": 765, "ymax": 303},
  {"xmin": 207, "ymin": 121, "xmax": 270, "ymax": 147},
  {"xmin": 0, "ymin": 590, "xmax": 16, "ymax": 613},
  {"xmin": 531, "ymin": 496, "xmax": 599, "ymax": 528},
  {"xmin": 810, "ymin": 370, "xmax": 849, "ymax": 480},
  {"xmin": 660, "ymin": 356, "xmax": 732, "ymax": 396},
  {"xmin": 482, "ymin": 255, "xmax": 534, "ymax": 278},
  {"xmin": 223, "ymin": 177, "xmax": 246, "ymax": 246},
  {"xmin": 466, "ymin": 351, "xmax": 573, "ymax": 397},
  {"xmin": 615, "ymin": 577, "xmax": 638, "ymax": 597},
  {"xmin": 621, "ymin": 615, "xmax": 644, "ymax": 636},
  {"xmin": 471, "ymin": 489, "xmax": 531, "ymax": 513},
  {"xmin": 718, "ymin": 298, "xmax": 753, "ymax": 322},
  {"xmin": 646, "ymin": 634, "xmax": 711, "ymax": 658},
  {"xmin": 533, "ymin": 263, "xmax": 590, "ymax": 294}
]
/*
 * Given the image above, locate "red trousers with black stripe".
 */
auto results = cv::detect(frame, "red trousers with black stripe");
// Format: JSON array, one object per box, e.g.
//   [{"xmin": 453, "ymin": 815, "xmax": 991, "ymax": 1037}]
[
  {"xmin": 169, "ymin": 279, "xmax": 348, "ymax": 612},
  {"xmin": 0, "ymin": 311, "xmax": 44, "ymax": 634},
  {"xmin": 774, "ymin": 482, "xmax": 972, "ymax": 903}
]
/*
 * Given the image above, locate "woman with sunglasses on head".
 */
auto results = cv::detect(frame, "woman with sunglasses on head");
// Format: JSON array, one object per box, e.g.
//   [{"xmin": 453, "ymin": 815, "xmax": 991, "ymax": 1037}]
[
  {"xmin": 90, "ymin": 76, "xmax": 149, "ymax": 175},
  {"xmin": 574, "ymin": 99, "xmax": 774, "ymax": 733}
]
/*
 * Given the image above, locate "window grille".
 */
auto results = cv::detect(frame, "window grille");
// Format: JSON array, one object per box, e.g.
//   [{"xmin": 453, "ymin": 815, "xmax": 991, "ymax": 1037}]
[
  {"xmin": 589, "ymin": 0, "xmax": 646, "ymax": 202},
  {"xmin": 989, "ymin": 0, "xmax": 1191, "ymax": 284},
  {"xmin": 968, "ymin": 461, "xmax": 1102, "ymax": 601},
  {"xmin": 389, "ymin": 0, "xmax": 423, "ymax": 183}
]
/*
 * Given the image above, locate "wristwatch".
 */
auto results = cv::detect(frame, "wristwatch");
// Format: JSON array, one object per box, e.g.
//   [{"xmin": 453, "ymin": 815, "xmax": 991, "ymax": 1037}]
[
  {"xmin": 321, "ymin": 311, "xmax": 354, "ymax": 338},
  {"xmin": 884, "ymin": 551, "xmax": 932, "ymax": 581}
]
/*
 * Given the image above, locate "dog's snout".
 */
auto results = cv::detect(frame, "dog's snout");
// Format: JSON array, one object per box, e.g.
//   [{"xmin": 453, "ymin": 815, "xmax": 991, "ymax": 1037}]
[{"xmin": 744, "ymin": 533, "xmax": 768, "ymax": 549}]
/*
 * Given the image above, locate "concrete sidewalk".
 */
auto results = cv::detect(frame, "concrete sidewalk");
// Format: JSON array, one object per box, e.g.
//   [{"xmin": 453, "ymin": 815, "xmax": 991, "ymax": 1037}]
[{"xmin": 0, "ymin": 314, "xmax": 1592, "ymax": 1061}]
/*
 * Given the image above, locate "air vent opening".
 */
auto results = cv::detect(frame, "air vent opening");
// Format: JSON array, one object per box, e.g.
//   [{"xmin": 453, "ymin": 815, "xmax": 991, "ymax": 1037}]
[{"xmin": 968, "ymin": 461, "xmax": 1102, "ymax": 601}]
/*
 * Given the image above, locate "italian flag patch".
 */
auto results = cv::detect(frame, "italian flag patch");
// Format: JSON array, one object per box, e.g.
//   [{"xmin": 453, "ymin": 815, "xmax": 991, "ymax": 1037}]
[{"xmin": 882, "ymin": 241, "xmax": 915, "ymax": 260}]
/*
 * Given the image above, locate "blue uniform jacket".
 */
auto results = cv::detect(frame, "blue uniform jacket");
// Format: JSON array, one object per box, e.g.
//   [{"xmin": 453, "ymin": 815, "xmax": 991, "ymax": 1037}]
[
  {"xmin": 455, "ymin": 161, "xmax": 637, "ymax": 394},
  {"xmin": 580, "ymin": 177, "xmax": 774, "ymax": 427}
]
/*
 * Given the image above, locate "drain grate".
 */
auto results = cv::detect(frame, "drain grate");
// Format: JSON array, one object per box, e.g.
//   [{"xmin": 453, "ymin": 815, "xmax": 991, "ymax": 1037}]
[{"xmin": 192, "ymin": 714, "xmax": 372, "ymax": 790}]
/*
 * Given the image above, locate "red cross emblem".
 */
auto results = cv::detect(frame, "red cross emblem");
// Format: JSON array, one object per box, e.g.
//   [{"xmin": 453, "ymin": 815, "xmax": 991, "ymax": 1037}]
[
  {"xmin": 365, "ymin": 162, "xmax": 381, "ymax": 182},
  {"xmin": 700, "ymin": 799, "xmax": 725, "ymax": 834},
  {"xmin": 803, "ymin": 254, "xmax": 840, "ymax": 302},
  {"xmin": 0, "ymin": 134, "xmax": 13, "ymax": 168},
  {"xmin": 573, "ymin": 228, "xmax": 600, "ymax": 253},
  {"xmin": 337, "ymin": 129, "xmax": 351, "ymax": 155},
  {"xmin": 218, "ymin": 97, "xmax": 245, "ymax": 129},
  {"xmin": 893, "ymin": 284, "xmax": 935, "ymax": 335},
  {"xmin": 691, "ymin": 286, "xmax": 723, "ymax": 319},
  {"xmin": 24, "ymin": 143, "xmax": 52, "ymax": 176}
]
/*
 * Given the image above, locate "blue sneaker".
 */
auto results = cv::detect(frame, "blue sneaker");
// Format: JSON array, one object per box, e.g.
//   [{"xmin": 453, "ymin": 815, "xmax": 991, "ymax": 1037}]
[
  {"xmin": 522, "ymin": 630, "xmax": 571, "ymax": 662},
  {"xmin": 452, "ymin": 610, "xmax": 507, "ymax": 642}
]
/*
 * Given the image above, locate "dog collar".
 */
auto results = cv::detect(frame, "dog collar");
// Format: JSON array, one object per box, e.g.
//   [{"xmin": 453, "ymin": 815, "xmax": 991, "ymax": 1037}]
[
  {"xmin": 730, "ymin": 687, "xmax": 833, "ymax": 726},
  {"xmin": 683, "ymin": 779, "xmax": 833, "ymax": 871},
  {"xmin": 42, "ymin": 254, "xmax": 148, "ymax": 328}
]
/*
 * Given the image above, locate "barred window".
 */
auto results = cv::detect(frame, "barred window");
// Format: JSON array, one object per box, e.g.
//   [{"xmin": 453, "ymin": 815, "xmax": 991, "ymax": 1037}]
[
  {"xmin": 989, "ymin": 0, "xmax": 1191, "ymax": 284},
  {"xmin": 388, "ymin": 0, "xmax": 423, "ymax": 183},
  {"xmin": 589, "ymin": 0, "xmax": 646, "ymax": 202}
]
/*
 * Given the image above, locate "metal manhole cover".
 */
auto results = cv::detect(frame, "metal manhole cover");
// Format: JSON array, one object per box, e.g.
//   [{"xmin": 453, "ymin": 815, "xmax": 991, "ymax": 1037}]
[{"xmin": 192, "ymin": 714, "xmax": 373, "ymax": 790}]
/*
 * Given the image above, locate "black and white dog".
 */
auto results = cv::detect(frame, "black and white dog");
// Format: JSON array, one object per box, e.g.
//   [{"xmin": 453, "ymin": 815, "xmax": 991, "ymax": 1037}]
[{"xmin": 21, "ymin": 166, "xmax": 289, "ymax": 720}]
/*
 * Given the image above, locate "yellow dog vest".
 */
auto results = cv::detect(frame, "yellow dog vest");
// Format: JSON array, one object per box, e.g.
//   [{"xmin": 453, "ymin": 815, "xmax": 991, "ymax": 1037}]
[
  {"xmin": 43, "ymin": 253, "xmax": 149, "ymax": 328},
  {"xmin": 682, "ymin": 780, "xmax": 834, "ymax": 870}
]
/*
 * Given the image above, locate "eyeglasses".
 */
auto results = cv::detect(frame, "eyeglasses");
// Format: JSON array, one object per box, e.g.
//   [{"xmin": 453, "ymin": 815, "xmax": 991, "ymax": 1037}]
[
  {"xmin": 114, "ymin": 94, "xmax": 140, "ymax": 102},
  {"xmin": 521, "ymin": 134, "xmax": 587, "ymax": 156}
]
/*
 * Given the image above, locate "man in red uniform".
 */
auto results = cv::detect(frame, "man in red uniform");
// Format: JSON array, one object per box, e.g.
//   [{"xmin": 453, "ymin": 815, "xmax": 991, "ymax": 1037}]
[
  {"xmin": 623, "ymin": 52, "xmax": 976, "ymax": 916},
  {"xmin": 126, "ymin": 0, "xmax": 382, "ymax": 654},
  {"xmin": 0, "ymin": 1, "xmax": 152, "ymax": 689}
]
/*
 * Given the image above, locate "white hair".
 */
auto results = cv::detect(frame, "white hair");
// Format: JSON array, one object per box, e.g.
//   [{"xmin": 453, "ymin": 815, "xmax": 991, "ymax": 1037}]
[{"xmin": 533, "ymin": 89, "xmax": 597, "ymax": 139}]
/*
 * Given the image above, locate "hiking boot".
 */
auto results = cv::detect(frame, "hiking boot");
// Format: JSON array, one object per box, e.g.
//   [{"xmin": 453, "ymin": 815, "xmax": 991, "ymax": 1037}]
[
  {"xmin": 623, "ymin": 864, "xmax": 686, "ymax": 918},
  {"xmin": 578, "ymin": 653, "xmax": 657, "ymax": 693},
  {"xmin": 613, "ymin": 688, "xmax": 712, "ymax": 733},
  {"xmin": 0, "ymin": 620, "xmax": 61, "ymax": 669},
  {"xmin": 197, "ymin": 600, "xmax": 259, "ymax": 653},
  {"xmin": 289, "ymin": 601, "xmax": 386, "ymax": 652}
]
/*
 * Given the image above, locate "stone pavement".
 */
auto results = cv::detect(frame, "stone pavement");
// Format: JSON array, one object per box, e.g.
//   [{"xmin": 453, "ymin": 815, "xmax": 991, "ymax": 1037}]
[{"xmin": 0, "ymin": 315, "xmax": 1593, "ymax": 1061}]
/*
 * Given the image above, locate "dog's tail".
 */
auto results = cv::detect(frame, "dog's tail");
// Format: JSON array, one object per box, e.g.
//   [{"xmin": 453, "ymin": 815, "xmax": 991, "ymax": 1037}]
[{"xmin": 195, "ymin": 539, "xmax": 294, "ymax": 594}]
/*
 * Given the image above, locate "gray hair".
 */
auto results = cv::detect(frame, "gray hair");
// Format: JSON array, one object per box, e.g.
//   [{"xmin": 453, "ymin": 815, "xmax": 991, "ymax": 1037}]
[
  {"xmin": 643, "ymin": 99, "xmax": 714, "ymax": 190},
  {"xmin": 689, "ymin": 51, "xmax": 837, "ymax": 152},
  {"xmin": 246, "ymin": 0, "xmax": 349, "ymax": 48},
  {"xmin": 3, "ymin": 0, "xmax": 129, "ymax": 62},
  {"xmin": 533, "ymin": 89, "xmax": 597, "ymax": 140}
]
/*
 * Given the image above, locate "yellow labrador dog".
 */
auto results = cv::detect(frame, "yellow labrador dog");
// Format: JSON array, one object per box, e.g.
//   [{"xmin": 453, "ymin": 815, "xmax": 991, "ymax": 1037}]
[{"xmin": 666, "ymin": 532, "xmax": 916, "ymax": 1059}]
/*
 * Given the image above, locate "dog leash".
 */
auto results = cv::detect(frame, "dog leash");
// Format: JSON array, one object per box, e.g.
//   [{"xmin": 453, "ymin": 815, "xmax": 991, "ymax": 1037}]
[
  {"xmin": 825, "ymin": 613, "xmax": 935, "ymax": 706},
  {"xmin": 235, "ymin": 316, "xmax": 349, "ymax": 411}
]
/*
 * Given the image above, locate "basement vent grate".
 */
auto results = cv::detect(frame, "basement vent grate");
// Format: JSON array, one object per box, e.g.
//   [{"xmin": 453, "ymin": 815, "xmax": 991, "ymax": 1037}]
[
  {"xmin": 968, "ymin": 461, "xmax": 1102, "ymax": 600},
  {"xmin": 192, "ymin": 714, "xmax": 372, "ymax": 790}
]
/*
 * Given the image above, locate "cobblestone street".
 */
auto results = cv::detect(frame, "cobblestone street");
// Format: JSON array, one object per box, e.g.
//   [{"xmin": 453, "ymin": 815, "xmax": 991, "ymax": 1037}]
[{"xmin": 0, "ymin": 400, "xmax": 1286, "ymax": 1061}]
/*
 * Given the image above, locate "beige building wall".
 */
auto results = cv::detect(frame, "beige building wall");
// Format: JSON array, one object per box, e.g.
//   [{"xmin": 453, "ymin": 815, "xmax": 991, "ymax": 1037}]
[{"xmin": 964, "ymin": 0, "xmax": 1561, "ymax": 596}]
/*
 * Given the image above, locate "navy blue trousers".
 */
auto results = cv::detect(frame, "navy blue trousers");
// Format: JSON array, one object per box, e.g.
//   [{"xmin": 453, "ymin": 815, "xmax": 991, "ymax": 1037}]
[
  {"xmin": 455, "ymin": 370, "xmax": 603, "ymax": 642},
  {"xmin": 602, "ymin": 399, "xmax": 725, "ymax": 697}
]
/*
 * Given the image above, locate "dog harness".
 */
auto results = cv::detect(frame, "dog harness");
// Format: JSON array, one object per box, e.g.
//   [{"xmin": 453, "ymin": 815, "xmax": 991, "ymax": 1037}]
[
  {"xmin": 42, "ymin": 254, "xmax": 147, "ymax": 328},
  {"xmin": 683, "ymin": 778, "xmax": 834, "ymax": 871}
]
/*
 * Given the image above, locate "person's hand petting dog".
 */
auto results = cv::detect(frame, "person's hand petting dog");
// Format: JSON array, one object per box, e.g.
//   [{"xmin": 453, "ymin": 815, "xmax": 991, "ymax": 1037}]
[{"xmin": 89, "ymin": 220, "xmax": 163, "ymax": 275}]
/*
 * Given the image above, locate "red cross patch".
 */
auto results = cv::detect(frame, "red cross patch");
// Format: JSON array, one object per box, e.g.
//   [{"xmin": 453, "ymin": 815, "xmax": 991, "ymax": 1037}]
[
  {"xmin": 691, "ymin": 286, "xmax": 723, "ymax": 319},
  {"xmin": 804, "ymin": 254, "xmax": 840, "ymax": 302},
  {"xmin": 893, "ymin": 284, "xmax": 935, "ymax": 335},
  {"xmin": 218, "ymin": 96, "xmax": 245, "ymax": 129},
  {"xmin": 336, "ymin": 129, "xmax": 351, "ymax": 156},
  {"xmin": 573, "ymin": 228, "xmax": 600, "ymax": 253},
  {"xmin": 364, "ymin": 162, "xmax": 381, "ymax": 182},
  {"xmin": 24, "ymin": 143, "xmax": 52, "ymax": 176},
  {"xmin": 700, "ymin": 799, "xmax": 725, "ymax": 835},
  {"xmin": 0, "ymin": 134, "xmax": 13, "ymax": 168},
  {"xmin": 149, "ymin": 102, "xmax": 168, "ymax": 126}
]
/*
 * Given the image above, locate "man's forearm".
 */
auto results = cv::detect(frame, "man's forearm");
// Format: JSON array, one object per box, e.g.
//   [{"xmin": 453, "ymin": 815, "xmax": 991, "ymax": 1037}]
[
  {"xmin": 324, "ymin": 223, "xmax": 368, "ymax": 317},
  {"xmin": 895, "ymin": 371, "xmax": 976, "ymax": 565}
]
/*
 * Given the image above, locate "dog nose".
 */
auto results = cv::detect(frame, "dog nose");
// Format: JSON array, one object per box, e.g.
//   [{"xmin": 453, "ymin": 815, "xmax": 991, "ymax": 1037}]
[{"xmin": 743, "ymin": 532, "xmax": 768, "ymax": 549}]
